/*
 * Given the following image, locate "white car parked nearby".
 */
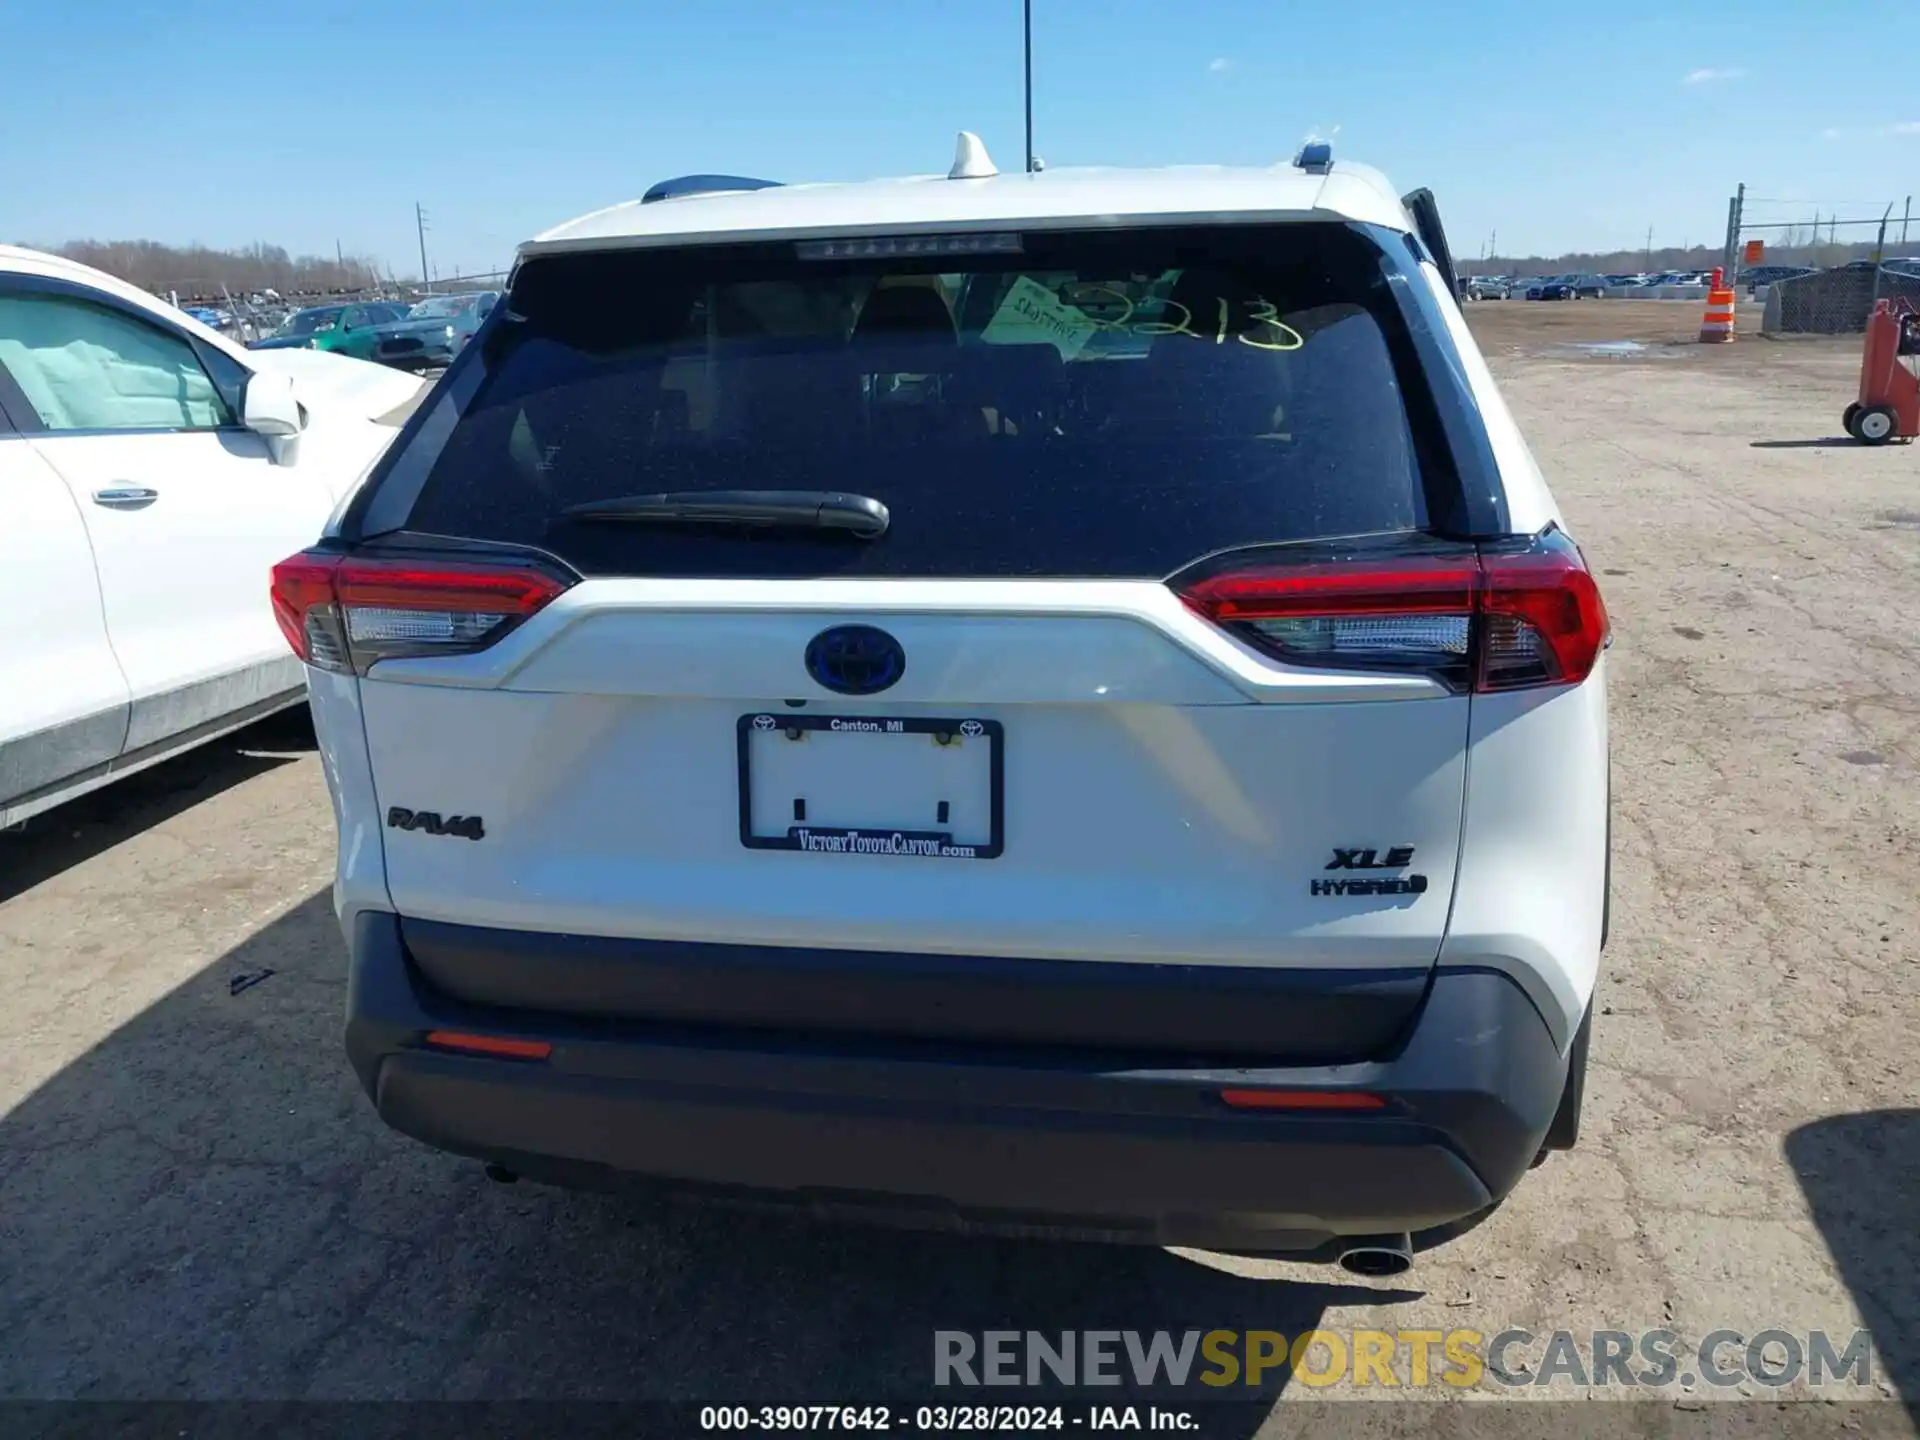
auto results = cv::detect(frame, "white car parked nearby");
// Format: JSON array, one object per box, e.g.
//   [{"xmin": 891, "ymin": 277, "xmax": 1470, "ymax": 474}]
[
  {"xmin": 0, "ymin": 246, "xmax": 424, "ymax": 829},
  {"xmin": 280, "ymin": 137, "xmax": 1610, "ymax": 1273}
]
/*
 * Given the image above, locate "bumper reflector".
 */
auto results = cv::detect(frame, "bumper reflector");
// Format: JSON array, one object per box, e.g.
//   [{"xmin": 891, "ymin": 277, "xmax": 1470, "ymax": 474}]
[
  {"xmin": 1218, "ymin": 1088, "xmax": 1386, "ymax": 1111},
  {"xmin": 424, "ymin": 1031, "xmax": 553, "ymax": 1061}
]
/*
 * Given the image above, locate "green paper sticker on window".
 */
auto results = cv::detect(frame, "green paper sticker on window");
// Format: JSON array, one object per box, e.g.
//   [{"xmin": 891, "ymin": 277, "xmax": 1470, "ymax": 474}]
[{"xmin": 981, "ymin": 276, "xmax": 1099, "ymax": 359}]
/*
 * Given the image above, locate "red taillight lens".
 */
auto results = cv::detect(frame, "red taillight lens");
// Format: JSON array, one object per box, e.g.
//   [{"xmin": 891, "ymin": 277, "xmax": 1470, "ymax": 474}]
[
  {"xmin": 269, "ymin": 551, "xmax": 572, "ymax": 674},
  {"xmin": 1175, "ymin": 532, "xmax": 1607, "ymax": 694},
  {"xmin": 1478, "ymin": 539, "xmax": 1609, "ymax": 690},
  {"xmin": 1179, "ymin": 558, "xmax": 1481, "ymax": 622},
  {"xmin": 269, "ymin": 554, "xmax": 341, "ymax": 663}
]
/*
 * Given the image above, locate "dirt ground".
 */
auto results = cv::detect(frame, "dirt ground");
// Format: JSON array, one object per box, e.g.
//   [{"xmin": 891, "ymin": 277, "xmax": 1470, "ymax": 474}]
[
  {"xmin": 1, "ymin": 302, "xmax": 1916, "ymax": 1431},
  {"xmin": 1466, "ymin": 295, "xmax": 1723, "ymax": 348}
]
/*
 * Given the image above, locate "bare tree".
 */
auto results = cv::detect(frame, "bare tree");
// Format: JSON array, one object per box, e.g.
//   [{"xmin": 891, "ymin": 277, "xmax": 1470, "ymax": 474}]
[{"xmin": 31, "ymin": 238, "xmax": 391, "ymax": 301}]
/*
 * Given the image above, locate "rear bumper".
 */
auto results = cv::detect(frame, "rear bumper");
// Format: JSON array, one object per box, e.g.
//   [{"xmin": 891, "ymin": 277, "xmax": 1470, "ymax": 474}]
[
  {"xmin": 375, "ymin": 343, "xmax": 451, "ymax": 368},
  {"xmin": 345, "ymin": 912, "xmax": 1569, "ymax": 1255}
]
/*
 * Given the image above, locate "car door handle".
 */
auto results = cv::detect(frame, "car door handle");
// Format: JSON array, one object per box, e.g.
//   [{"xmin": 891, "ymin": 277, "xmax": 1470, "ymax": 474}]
[{"xmin": 91, "ymin": 487, "xmax": 159, "ymax": 509}]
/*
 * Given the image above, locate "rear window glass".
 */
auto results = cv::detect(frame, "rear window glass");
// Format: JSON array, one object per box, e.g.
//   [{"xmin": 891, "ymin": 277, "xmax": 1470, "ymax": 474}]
[{"xmin": 381, "ymin": 224, "xmax": 1448, "ymax": 579}]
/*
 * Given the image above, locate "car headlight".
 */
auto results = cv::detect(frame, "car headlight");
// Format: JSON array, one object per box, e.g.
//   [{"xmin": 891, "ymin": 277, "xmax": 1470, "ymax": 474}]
[
  {"xmin": 305, "ymin": 339, "xmax": 319, "ymax": 349},
  {"xmin": 444, "ymin": 324, "xmax": 456, "ymax": 339}
]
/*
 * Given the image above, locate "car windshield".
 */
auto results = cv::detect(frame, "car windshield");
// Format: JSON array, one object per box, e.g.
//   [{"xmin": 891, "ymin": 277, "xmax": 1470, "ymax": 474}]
[
  {"xmin": 406, "ymin": 295, "xmax": 474, "ymax": 320},
  {"xmin": 384, "ymin": 223, "xmax": 1454, "ymax": 580},
  {"xmin": 276, "ymin": 308, "xmax": 341, "ymax": 337}
]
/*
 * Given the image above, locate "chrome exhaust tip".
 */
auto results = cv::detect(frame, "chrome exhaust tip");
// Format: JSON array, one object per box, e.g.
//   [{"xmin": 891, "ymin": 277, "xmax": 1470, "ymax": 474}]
[{"xmin": 1336, "ymin": 1234, "xmax": 1413, "ymax": 1277}]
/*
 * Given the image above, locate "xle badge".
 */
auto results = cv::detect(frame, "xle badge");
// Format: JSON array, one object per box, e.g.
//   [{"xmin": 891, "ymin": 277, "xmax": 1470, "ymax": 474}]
[
  {"xmin": 1314, "ymin": 845, "xmax": 1426, "ymax": 897},
  {"xmin": 1325, "ymin": 846, "xmax": 1415, "ymax": 870}
]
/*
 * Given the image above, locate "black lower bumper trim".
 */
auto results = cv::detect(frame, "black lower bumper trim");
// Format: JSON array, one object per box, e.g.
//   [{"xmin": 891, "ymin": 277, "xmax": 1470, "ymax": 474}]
[
  {"xmin": 399, "ymin": 916, "xmax": 1428, "ymax": 1062},
  {"xmin": 347, "ymin": 912, "xmax": 1567, "ymax": 1255}
]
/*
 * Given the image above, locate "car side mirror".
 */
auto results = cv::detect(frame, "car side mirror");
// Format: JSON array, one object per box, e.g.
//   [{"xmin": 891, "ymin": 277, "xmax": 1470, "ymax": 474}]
[{"xmin": 243, "ymin": 370, "xmax": 305, "ymax": 438}]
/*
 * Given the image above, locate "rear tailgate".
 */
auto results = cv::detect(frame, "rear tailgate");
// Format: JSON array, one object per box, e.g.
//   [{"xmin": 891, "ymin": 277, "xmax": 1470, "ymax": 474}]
[{"xmin": 360, "ymin": 580, "xmax": 1466, "ymax": 960}]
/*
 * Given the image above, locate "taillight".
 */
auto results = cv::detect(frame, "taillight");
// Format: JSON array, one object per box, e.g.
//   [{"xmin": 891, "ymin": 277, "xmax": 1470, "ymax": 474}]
[
  {"xmin": 1477, "ymin": 535, "xmax": 1610, "ymax": 691},
  {"xmin": 269, "ymin": 551, "xmax": 572, "ymax": 674},
  {"xmin": 1174, "ymin": 532, "xmax": 1607, "ymax": 693}
]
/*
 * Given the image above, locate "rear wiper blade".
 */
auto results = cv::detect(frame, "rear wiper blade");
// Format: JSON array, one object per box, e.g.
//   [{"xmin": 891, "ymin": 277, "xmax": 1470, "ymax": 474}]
[{"xmin": 562, "ymin": 490, "xmax": 889, "ymax": 538}]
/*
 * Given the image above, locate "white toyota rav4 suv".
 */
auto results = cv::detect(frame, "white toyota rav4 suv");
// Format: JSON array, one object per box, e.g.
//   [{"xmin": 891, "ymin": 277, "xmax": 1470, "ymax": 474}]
[{"xmin": 278, "ymin": 138, "xmax": 1609, "ymax": 1274}]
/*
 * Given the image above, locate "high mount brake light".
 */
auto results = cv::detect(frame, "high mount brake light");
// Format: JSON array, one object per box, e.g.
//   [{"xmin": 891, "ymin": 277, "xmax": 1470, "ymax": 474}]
[
  {"xmin": 269, "ymin": 552, "xmax": 572, "ymax": 675},
  {"xmin": 1175, "ymin": 534, "xmax": 1608, "ymax": 693}
]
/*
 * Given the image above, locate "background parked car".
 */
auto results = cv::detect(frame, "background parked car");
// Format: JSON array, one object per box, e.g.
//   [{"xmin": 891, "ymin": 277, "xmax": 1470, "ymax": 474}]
[
  {"xmin": 1460, "ymin": 274, "xmax": 1511, "ymax": 300},
  {"xmin": 1740, "ymin": 264, "xmax": 1816, "ymax": 293},
  {"xmin": 248, "ymin": 302, "xmax": 411, "ymax": 361},
  {"xmin": 0, "ymin": 245, "xmax": 422, "ymax": 829},
  {"xmin": 1526, "ymin": 274, "xmax": 1607, "ymax": 300},
  {"xmin": 369, "ymin": 291, "xmax": 499, "ymax": 371}
]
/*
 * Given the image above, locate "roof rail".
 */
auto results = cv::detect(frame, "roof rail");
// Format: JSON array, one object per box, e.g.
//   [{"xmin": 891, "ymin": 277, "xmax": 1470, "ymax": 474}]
[{"xmin": 640, "ymin": 174, "xmax": 782, "ymax": 205}]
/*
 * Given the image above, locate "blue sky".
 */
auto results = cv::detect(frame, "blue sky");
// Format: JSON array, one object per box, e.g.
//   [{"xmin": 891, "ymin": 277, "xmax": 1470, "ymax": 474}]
[{"xmin": 5, "ymin": 0, "xmax": 1917, "ymax": 277}]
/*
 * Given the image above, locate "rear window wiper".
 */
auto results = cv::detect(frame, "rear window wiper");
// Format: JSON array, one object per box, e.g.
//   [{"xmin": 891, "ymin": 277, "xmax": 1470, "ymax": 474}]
[{"xmin": 562, "ymin": 490, "xmax": 889, "ymax": 538}]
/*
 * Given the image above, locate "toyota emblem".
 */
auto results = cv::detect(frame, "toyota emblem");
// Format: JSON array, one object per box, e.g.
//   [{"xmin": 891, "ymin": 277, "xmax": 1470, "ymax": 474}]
[{"xmin": 805, "ymin": 626, "xmax": 906, "ymax": 696}]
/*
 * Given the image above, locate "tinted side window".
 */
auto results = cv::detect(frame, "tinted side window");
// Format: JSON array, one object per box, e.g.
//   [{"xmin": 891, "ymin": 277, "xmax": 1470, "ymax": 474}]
[
  {"xmin": 195, "ymin": 341, "xmax": 251, "ymax": 421},
  {"xmin": 0, "ymin": 293, "xmax": 233, "ymax": 431},
  {"xmin": 379, "ymin": 225, "xmax": 1450, "ymax": 580}
]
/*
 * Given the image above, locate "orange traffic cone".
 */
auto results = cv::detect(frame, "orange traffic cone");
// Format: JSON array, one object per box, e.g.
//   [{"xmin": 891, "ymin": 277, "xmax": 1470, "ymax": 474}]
[{"xmin": 1699, "ymin": 273, "xmax": 1736, "ymax": 343}]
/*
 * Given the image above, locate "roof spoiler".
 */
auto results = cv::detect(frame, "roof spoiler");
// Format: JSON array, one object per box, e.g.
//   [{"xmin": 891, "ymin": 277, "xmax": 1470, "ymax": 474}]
[
  {"xmin": 1400, "ymin": 188, "xmax": 1460, "ymax": 296},
  {"xmin": 641, "ymin": 174, "xmax": 782, "ymax": 205}
]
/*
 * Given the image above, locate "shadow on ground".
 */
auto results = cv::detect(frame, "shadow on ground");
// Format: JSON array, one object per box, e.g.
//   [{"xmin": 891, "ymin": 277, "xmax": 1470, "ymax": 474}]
[
  {"xmin": 1785, "ymin": 1111, "xmax": 1920, "ymax": 1403},
  {"xmin": 0, "ymin": 887, "xmax": 1417, "ymax": 1421},
  {"xmin": 0, "ymin": 708, "xmax": 315, "ymax": 903}
]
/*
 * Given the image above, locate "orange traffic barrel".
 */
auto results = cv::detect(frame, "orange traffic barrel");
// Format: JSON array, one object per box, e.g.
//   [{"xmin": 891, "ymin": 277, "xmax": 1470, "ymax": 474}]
[{"xmin": 1699, "ymin": 287, "xmax": 1736, "ymax": 343}]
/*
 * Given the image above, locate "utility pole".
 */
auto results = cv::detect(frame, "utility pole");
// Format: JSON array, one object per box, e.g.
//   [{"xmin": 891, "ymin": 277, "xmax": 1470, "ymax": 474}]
[
  {"xmin": 1903, "ymin": 195, "xmax": 1912, "ymax": 246},
  {"xmin": 1645, "ymin": 225, "xmax": 1653, "ymax": 270},
  {"xmin": 1722, "ymin": 183, "xmax": 1744, "ymax": 283},
  {"xmin": 416, "ymin": 202, "xmax": 432, "ymax": 294},
  {"xmin": 1022, "ymin": 0, "xmax": 1035, "ymax": 172}
]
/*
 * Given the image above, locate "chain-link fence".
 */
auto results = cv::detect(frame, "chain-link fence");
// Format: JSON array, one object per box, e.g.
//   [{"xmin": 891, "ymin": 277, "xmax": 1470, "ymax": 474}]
[
  {"xmin": 1724, "ymin": 186, "xmax": 1920, "ymax": 331},
  {"xmin": 1760, "ymin": 264, "xmax": 1920, "ymax": 335}
]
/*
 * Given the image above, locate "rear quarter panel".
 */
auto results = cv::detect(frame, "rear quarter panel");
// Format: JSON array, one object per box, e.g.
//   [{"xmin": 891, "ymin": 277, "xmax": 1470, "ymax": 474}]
[
  {"xmin": 1441, "ymin": 663, "xmax": 1608, "ymax": 1051},
  {"xmin": 1412, "ymin": 264, "xmax": 1606, "ymax": 1048}
]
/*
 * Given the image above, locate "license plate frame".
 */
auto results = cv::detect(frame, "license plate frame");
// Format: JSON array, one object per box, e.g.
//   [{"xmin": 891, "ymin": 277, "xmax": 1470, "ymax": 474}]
[{"xmin": 736, "ymin": 712, "xmax": 1004, "ymax": 860}]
